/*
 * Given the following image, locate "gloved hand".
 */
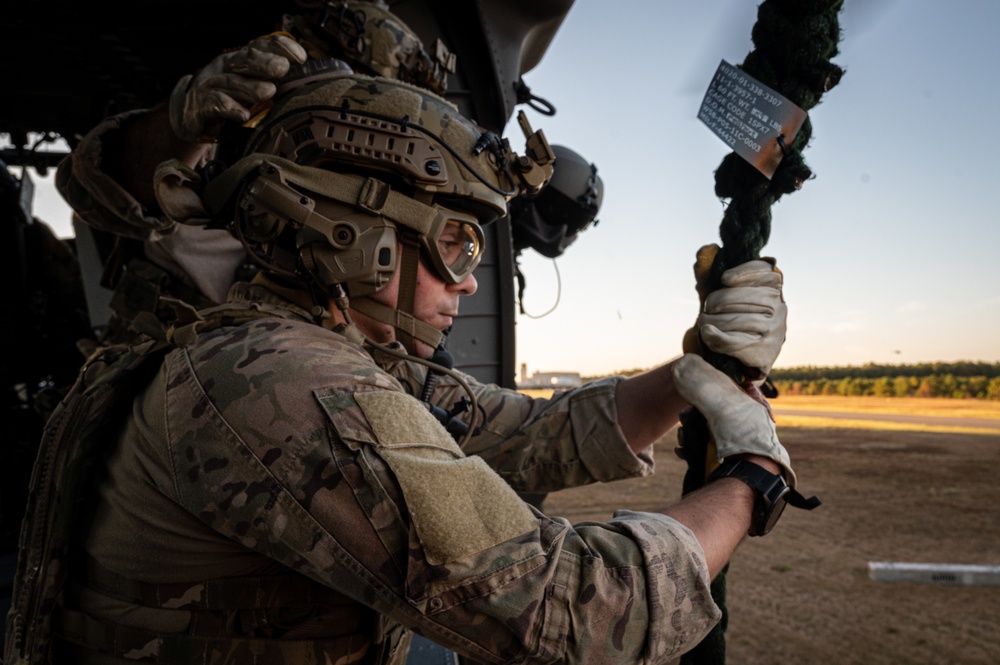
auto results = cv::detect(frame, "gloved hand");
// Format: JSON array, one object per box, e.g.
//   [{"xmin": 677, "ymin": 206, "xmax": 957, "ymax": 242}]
[
  {"xmin": 169, "ymin": 33, "xmax": 307, "ymax": 143},
  {"xmin": 672, "ymin": 353, "xmax": 796, "ymax": 487},
  {"xmin": 683, "ymin": 243, "xmax": 787, "ymax": 380}
]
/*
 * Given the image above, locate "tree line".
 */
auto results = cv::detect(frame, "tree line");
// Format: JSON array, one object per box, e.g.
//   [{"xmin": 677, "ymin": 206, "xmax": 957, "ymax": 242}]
[
  {"xmin": 769, "ymin": 362, "xmax": 1000, "ymax": 400},
  {"xmin": 583, "ymin": 362, "xmax": 1000, "ymax": 400}
]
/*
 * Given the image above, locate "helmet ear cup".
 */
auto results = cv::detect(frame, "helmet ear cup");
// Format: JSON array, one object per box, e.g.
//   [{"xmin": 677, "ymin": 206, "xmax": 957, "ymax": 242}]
[
  {"xmin": 230, "ymin": 161, "xmax": 401, "ymax": 296},
  {"xmin": 297, "ymin": 221, "xmax": 398, "ymax": 297}
]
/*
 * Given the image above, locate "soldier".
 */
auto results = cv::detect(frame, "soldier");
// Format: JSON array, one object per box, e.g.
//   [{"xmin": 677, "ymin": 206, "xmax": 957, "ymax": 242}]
[{"xmin": 6, "ymin": 68, "xmax": 807, "ymax": 664}]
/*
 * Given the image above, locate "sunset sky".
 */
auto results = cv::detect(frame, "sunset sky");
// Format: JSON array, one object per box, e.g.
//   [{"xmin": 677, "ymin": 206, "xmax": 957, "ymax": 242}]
[{"xmin": 508, "ymin": 0, "xmax": 1000, "ymax": 376}]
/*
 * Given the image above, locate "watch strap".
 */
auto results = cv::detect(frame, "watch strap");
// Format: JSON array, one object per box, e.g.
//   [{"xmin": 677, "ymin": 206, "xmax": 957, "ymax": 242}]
[
  {"xmin": 710, "ymin": 459, "xmax": 821, "ymax": 510},
  {"xmin": 709, "ymin": 458, "xmax": 821, "ymax": 536},
  {"xmin": 786, "ymin": 488, "xmax": 822, "ymax": 510}
]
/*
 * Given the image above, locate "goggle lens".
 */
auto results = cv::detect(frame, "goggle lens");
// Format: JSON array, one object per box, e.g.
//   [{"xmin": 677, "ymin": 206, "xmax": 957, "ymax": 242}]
[
  {"xmin": 438, "ymin": 220, "xmax": 481, "ymax": 276},
  {"xmin": 424, "ymin": 209, "xmax": 485, "ymax": 283}
]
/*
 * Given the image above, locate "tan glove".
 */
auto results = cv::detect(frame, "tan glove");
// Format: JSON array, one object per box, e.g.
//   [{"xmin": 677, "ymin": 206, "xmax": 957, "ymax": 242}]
[
  {"xmin": 683, "ymin": 243, "xmax": 787, "ymax": 379},
  {"xmin": 169, "ymin": 33, "xmax": 307, "ymax": 143},
  {"xmin": 672, "ymin": 353, "xmax": 796, "ymax": 487}
]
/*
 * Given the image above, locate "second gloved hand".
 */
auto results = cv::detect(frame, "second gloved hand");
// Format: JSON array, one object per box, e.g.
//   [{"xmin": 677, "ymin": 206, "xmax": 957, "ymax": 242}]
[
  {"xmin": 169, "ymin": 33, "xmax": 307, "ymax": 143},
  {"xmin": 698, "ymin": 250, "xmax": 787, "ymax": 379},
  {"xmin": 672, "ymin": 354, "xmax": 796, "ymax": 486}
]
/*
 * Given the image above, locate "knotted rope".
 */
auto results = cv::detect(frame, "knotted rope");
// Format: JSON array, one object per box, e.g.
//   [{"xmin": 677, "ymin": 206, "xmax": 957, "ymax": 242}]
[{"xmin": 679, "ymin": 1, "xmax": 844, "ymax": 663}]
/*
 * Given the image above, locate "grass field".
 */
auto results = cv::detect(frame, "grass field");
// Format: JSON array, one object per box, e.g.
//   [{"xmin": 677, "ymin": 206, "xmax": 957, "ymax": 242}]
[
  {"xmin": 771, "ymin": 395, "xmax": 1000, "ymax": 434},
  {"xmin": 771, "ymin": 395, "xmax": 1000, "ymax": 418},
  {"xmin": 519, "ymin": 390, "xmax": 1000, "ymax": 434}
]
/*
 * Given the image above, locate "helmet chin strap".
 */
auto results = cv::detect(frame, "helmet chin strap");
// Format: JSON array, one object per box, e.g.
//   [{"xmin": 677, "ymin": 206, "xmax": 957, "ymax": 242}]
[
  {"xmin": 393, "ymin": 231, "xmax": 423, "ymax": 354},
  {"xmin": 348, "ymin": 234, "xmax": 445, "ymax": 355}
]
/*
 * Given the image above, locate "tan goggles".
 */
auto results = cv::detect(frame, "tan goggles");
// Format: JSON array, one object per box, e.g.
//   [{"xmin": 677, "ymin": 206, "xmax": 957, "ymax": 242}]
[{"xmin": 423, "ymin": 207, "xmax": 485, "ymax": 284}]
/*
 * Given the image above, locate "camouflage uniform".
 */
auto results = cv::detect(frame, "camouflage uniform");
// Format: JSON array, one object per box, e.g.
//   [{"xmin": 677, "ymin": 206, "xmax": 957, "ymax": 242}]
[{"xmin": 42, "ymin": 276, "xmax": 719, "ymax": 664}]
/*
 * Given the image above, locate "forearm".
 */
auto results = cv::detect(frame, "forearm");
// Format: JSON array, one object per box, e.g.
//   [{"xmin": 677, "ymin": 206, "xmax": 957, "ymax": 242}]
[
  {"xmin": 663, "ymin": 454, "xmax": 781, "ymax": 578},
  {"xmin": 422, "ymin": 371, "xmax": 653, "ymax": 491},
  {"xmin": 662, "ymin": 479, "xmax": 752, "ymax": 578},
  {"xmin": 614, "ymin": 358, "xmax": 689, "ymax": 454}
]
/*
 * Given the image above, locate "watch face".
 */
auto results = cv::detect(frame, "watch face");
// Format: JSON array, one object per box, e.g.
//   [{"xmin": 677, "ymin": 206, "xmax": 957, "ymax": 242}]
[
  {"xmin": 758, "ymin": 490, "xmax": 789, "ymax": 536},
  {"xmin": 743, "ymin": 462, "xmax": 790, "ymax": 537}
]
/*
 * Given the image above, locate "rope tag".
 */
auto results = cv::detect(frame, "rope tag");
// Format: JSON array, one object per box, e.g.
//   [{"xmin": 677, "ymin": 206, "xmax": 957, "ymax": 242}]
[{"xmin": 697, "ymin": 60, "xmax": 808, "ymax": 179}]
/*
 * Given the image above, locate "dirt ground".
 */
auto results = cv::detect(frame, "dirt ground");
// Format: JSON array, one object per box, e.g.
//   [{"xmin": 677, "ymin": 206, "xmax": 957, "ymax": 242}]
[{"xmin": 542, "ymin": 415, "xmax": 1000, "ymax": 664}]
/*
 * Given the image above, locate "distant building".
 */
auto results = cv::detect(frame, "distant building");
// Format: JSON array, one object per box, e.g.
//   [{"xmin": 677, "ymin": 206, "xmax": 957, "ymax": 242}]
[{"xmin": 517, "ymin": 364, "xmax": 583, "ymax": 390}]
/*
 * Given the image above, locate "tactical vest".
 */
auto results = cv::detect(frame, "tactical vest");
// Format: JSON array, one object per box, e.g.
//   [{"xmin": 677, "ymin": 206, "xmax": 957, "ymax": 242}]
[{"xmin": 4, "ymin": 305, "xmax": 411, "ymax": 665}]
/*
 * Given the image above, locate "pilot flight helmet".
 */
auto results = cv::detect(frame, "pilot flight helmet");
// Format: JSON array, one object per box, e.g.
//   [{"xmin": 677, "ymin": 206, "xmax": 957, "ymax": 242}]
[{"xmin": 511, "ymin": 143, "xmax": 603, "ymax": 259}]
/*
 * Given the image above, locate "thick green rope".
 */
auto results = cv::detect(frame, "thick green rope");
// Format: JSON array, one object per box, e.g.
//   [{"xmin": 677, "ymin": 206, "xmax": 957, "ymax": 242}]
[{"xmin": 679, "ymin": 1, "xmax": 844, "ymax": 663}]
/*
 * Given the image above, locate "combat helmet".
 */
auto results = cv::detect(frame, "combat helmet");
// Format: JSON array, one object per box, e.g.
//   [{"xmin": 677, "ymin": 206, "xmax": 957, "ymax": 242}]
[
  {"xmin": 204, "ymin": 62, "xmax": 554, "ymax": 353},
  {"xmin": 281, "ymin": 0, "xmax": 455, "ymax": 94}
]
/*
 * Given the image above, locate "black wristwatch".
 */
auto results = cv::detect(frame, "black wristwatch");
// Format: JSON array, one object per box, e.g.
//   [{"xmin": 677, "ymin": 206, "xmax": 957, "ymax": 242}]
[{"xmin": 709, "ymin": 458, "xmax": 821, "ymax": 536}]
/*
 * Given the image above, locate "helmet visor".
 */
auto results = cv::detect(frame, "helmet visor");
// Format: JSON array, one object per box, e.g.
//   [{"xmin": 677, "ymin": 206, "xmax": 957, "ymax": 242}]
[{"xmin": 423, "ymin": 207, "xmax": 485, "ymax": 284}]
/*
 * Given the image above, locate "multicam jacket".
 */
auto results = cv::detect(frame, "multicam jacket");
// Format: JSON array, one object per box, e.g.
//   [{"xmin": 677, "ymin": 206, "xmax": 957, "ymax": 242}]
[{"xmin": 31, "ymin": 280, "xmax": 720, "ymax": 664}]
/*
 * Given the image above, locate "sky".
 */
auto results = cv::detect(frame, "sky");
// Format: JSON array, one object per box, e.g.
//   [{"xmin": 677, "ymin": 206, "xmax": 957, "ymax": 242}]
[
  {"xmin": 25, "ymin": 0, "xmax": 1000, "ymax": 378},
  {"xmin": 506, "ymin": 0, "xmax": 1000, "ymax": 376}
]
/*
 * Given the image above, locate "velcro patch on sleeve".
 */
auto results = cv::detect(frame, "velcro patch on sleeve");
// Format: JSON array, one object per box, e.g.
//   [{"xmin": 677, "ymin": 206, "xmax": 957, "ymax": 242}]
[
  {"xmin": 355, "ymin": 390, "xmax": 463, "ymax": 456},
  {"xmin": 354, "ymin": 391, "xmax": 539, "ymax": 565}
]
